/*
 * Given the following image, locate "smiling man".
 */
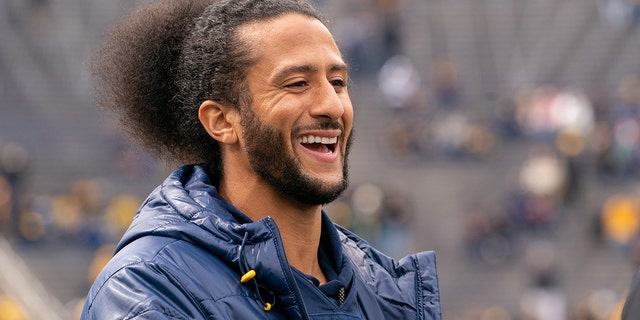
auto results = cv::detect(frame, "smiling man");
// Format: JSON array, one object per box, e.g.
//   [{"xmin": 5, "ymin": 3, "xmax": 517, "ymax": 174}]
[{"xmin": 81, "ymin": 1, "xmax": 441, "ymax": 319}]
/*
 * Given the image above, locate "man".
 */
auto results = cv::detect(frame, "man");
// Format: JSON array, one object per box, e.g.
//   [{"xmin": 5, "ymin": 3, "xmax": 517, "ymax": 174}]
[{"xmin": 81, "ymin": 0, "xmax": 441, "ymax": 319}]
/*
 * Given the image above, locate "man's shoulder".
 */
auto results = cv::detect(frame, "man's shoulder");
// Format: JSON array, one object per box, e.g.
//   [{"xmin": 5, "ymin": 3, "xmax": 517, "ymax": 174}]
[
  {"xmin": 334, "ymin": 225, "xmax": 442, "ymax": 319},
  {"xmin": 84, "ymin": 235, "xmax": 245, "ymax": 317},
  {"xmin": 334, "ymin": 223, "xmax": 436, "ymax": 268}
]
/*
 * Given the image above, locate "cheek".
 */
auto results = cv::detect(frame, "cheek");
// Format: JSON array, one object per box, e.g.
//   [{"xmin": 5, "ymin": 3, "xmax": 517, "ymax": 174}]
[{"xmin": 260, "ymin": 98, "xmax": 300, "ymax": 125}]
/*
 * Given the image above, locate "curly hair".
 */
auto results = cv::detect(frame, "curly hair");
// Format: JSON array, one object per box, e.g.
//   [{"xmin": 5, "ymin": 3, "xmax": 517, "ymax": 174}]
[{"xmin": 91, "ymin": 0, "xmax": 325, "ymax": 183}]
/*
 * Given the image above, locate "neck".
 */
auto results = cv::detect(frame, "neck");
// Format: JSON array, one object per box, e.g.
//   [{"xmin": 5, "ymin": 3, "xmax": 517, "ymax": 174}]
[
  {"xmin": 218, "ymin": 175, "xmax": 328, "ymax": 284},
  {"xmin": 276, "ymin": 206, "xmax": 327, "ymax": 284}
]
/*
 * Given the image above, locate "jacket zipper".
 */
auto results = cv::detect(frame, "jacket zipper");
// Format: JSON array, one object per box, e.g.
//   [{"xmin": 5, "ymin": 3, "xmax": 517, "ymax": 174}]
[{"xmin": 265, "ymin": 218, "xmax": 312, "ymax": 320}]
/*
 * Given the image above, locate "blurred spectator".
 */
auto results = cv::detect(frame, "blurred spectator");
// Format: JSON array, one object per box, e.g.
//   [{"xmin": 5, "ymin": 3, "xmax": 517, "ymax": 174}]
[
  {"xmin": 516, "ymin": 86, "xmax": 594, "ymax": 141},
  {"xmin": 431, "ymin": 59, "xmax": 462, "ymax": 110},
  {"xmin": 600, "ymin": 193, "xmax": 640, "ymax": 250},
  {"xmin": 326, "ymin": 182, "xmax": 413, "ymax": 259},
  {"xmin": 334, "ymin": 0, "xmax": 405, "ymax": 75},
  {"xmin": 335, "ymin": 9, "xmax": 375, "ymax": 75},
  {"xmin": 549, "ymin": 89, "xmax": 594, "ymax": 137},
  {"xmin": 519, "ymin": 240, "xmax": 566, "ymax": 320},
  {"xmin": 50, "ymin": 193, "xmax": 87, "ymax": 242},
  {"xmin": 70, "ymin": 179, "xmax": 104, "ymax": 217},
  {"xmin": 463, "ymin": 208, "xmax": 513, "ymax": 265},
  {"xmin": 375, "ymin": 0, "xmax": 405, "ymax": 61},
  {"xmin": 575, "ymin": 289, "xmax": 621, "ymax": 320},
  {"xmin": 380, "ymin": 117, "xmax": 419, "ymax": 157},
  {"xmin": 48, "ymin": 178, "xmax": 106, "ymax": 246},
  {"xmin": 462, "ymin": 120, "xmax": 498, "ymax": 159},
  {"xmin": 492, "ymin": 95, "xmax": 522, "ymax": 140},
  {"xmin": 601, "ymin": 0, "xmax": 639, "ymax": 29},
  {"xmin": 555, "ymin": 129, "xmax": 587, "ymax": 204},
  {"xmin": 17, "ymin": 208, "xmax": 47, "ymax": 243},
  {"xmin": 378, "ymin": 54, "xmax": 421, "ymax": 110},
  {"xmin": 432, "ymin": 112, "xmax": 470, "ymax": 157},
  {"xmin": 612, "ymin": 73, "xmax": 640, "ymax": 121},
  {"xmin": 592, "ymin": 120, "xmax": 617, "ymax": 177},
  {"xmin": 525, "ymin": 240, "xmax": 560, "ymax": 289},
  {"xmin": 518, "ymin": 86, "xmax": 558, "ymax": 138},
  {"xmin": 518, "ymin": 147, "xmax": 566, "ymax": 200},
  {"xmin": 350, "ymin": 183, "xmax": 385, "ymax": 244},
  {"xmin": 377, "ymin": 184, "xmax": 412, "ymax": 258},
  {"xmin": 380, "ymin": 105, "xmax": 498, "ymax": 161},
  {"xmin": 324, "ymin": 200, "xmax": 354, "ymax": 230},
  {"xmin": 510, "ymin": 146, "xmax": 567, "ymax": 230},
  {"xmin": 0, "ymin": 143, "xmax": 31, "ymax": 240},
  {"xmin": 519, "ymin": 284, "xmax": 567, "ymax": 320},
  {"xmin": 102, "ymin": 194, "xmax": 140, "ymax": 242},
  {"xmin": 599, "ymin": 74, "xmax": 640, "ymax": 178}
]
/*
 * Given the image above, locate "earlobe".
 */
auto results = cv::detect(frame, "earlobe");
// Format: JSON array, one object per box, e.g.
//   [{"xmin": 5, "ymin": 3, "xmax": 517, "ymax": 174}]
[{"xmin": 198, "ymin": 100, "xmax": 239, "ymax": 145}]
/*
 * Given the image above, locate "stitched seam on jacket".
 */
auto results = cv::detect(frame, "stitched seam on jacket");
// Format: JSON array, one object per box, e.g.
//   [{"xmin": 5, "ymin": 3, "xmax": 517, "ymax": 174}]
[
  {"xmin": 123, "ymin": 307, "xmax": 188, "ymax": 320},
  {"xmin": 260, "ymin": 220, "xmax": 292, "ymax": 292},
  {"xmin": 413, "ymin": 255, "xmax": 423, "ymax": 320},
  {"xmin": 150, "ymin": 254, "xmax": 209, "ymax": 317}
]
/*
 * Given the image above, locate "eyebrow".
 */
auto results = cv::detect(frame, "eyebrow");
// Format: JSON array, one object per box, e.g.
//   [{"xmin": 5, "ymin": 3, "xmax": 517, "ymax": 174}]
[{"xmin": 272, "ymin": 63, "xmax": 349, "ymax": 83}]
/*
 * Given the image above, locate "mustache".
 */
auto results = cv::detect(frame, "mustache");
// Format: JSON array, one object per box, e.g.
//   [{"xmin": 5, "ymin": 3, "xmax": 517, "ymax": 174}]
[
  {"xmin": 292, "ymin": 121, "xmax": 345, "ymax": 136},
  {"xmin": 293, "ymin": 121, "xmax": 345, "ymax": 135}
]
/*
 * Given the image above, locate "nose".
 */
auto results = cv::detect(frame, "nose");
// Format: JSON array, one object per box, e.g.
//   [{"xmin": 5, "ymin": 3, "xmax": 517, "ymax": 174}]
[{"xmin": 310, "ymin": 81, "xmax": 346, "ymax": 122}]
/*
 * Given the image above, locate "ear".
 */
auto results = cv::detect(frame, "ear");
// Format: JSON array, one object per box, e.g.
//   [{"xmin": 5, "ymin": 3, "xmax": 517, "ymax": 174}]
[{"xmin": 198, "ymin": 100, "xmax": 239, "ymax": 145}]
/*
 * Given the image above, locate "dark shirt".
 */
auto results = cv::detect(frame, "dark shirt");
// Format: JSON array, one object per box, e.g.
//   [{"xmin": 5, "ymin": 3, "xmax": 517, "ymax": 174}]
[{"xmin": 292, "ymin": 214, "xmax": 362, "ymax": 318}]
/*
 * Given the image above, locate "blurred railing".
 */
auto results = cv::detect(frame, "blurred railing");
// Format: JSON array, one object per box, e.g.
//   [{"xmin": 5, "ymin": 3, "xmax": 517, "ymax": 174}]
[{"xmin": 0, "ymin": 235, "xmax": 68, "ymax": 320}]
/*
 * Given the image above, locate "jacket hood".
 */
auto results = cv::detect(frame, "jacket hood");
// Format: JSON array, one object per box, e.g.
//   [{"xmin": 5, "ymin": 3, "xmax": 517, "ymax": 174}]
[
  {"xmin": 116, "ymin": 165, "xmax": 305, "ymax": 315},
  {"xmin": 117, "ymin": 164, "xmax": 254, "ymax": 256}
]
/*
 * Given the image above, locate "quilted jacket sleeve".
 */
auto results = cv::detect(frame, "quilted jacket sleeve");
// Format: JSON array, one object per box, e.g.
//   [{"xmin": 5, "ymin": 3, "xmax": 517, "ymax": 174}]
[{"xmin": 82, "ymin": 260, "xmax": 200, "ymax": 320}]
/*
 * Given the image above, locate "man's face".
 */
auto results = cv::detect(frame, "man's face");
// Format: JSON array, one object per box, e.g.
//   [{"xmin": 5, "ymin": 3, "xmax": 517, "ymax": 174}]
[{"xmin": 237, "ymin": 13, "xmax": 354, "ymax": 205}]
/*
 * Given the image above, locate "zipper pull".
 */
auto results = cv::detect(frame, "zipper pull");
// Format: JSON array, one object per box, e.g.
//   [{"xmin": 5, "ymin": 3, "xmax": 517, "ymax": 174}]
[{"xmin": 338, "ymin": 286, "xmax": 345, "ymax": 308}]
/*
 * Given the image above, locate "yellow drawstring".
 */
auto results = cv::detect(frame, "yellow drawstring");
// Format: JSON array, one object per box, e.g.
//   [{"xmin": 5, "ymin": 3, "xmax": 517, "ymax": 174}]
[
  {"xmin": 240, "ymin": 269, "xmax": 256, "ymax": 283},
  {"xmin": 238, "ymin": 233, "xmax": 273, "ymax": 312},
  {"xmin": 240, "ymin": 270, "xmax": 272, "ymax": 312}
]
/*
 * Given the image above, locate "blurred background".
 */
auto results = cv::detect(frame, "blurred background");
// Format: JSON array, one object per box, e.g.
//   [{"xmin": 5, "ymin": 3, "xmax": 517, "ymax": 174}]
[{"xmin": 1, "ymin": 0, "xmax": 640, "ymax": 319}]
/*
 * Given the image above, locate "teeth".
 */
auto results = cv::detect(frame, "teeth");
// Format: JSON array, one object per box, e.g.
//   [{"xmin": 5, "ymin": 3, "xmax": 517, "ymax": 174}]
[{"xmin": 298, "ymin": 135, "xmax": 338, "ymax": 144}]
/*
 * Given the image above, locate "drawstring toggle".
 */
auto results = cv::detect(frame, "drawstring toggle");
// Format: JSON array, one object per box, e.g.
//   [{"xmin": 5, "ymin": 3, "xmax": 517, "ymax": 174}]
[{"xmin": 241, "ymin": 270, "xmax": 256, "ymax": 283}]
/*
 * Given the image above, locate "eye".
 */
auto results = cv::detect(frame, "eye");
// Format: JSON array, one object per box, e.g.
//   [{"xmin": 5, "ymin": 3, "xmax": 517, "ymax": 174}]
[
  {"xmin": 330, "ymin": 79, "xmax": 346, "ymax": 88},
  {"xmin": 285, "ymin": 81, "xmax": 308, "ymax": 88}
]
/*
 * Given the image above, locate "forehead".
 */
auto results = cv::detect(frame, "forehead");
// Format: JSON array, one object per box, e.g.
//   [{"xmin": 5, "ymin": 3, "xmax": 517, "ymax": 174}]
[{"xmin": 237, "ymin": 13, "xmax": 345, "ymax": 71}]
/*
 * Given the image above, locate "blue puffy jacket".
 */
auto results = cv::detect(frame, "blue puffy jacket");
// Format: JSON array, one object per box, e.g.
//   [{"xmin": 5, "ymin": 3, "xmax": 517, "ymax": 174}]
[{"xmin": 81, "ymin": 165, "xmax": 441, "ymax": 319}]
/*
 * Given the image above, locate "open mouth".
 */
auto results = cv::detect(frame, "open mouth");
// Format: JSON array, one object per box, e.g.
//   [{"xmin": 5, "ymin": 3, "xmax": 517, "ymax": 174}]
[{"xmin": 297, "ymin": 135, "xmax": 338, "ymax": 154}]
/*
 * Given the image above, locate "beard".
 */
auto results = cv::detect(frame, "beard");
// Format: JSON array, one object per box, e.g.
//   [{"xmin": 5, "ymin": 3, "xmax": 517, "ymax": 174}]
[{"xmin": 240, "ymin": 107, "xmax": 352, "ymax": 206}]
